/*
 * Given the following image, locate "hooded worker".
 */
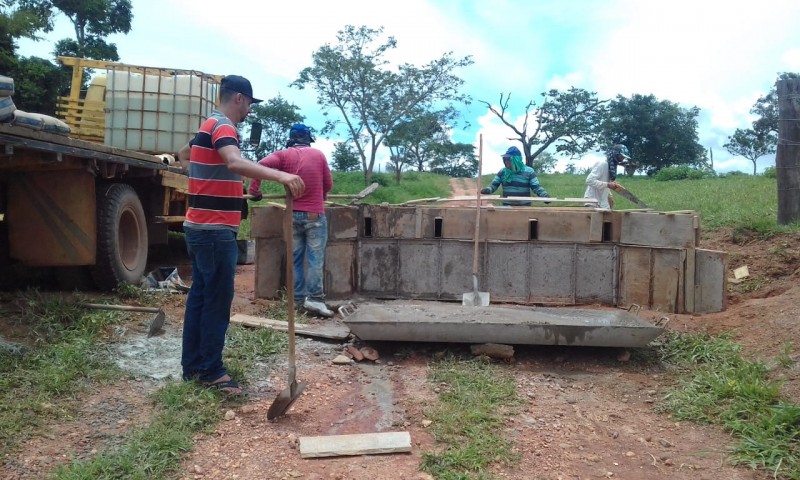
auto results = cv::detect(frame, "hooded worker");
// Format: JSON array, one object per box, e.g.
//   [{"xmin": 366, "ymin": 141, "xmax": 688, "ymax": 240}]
[
  {"xmin": 584, "ymin": 144, "xmax": 631, "ymax": 209},
  {"xmin": 480, "ymin": 146, "xmax": 549, "ymax": 206}
]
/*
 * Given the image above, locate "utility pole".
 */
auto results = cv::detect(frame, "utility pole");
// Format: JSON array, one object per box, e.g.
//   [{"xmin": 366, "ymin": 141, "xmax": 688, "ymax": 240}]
[{"xmin": 777, "ymin": 77, "xmax": 800, "ymax": 225}]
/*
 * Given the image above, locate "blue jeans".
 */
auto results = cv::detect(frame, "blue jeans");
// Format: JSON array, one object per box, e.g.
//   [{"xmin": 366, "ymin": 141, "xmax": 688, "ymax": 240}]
[
  {"xmin": 292, "ymin": 212, "xmax": 328, "ymax": 302},
  {"xmin": 182, "ymin": 227, "xmax": 238, "ymax": 383}
]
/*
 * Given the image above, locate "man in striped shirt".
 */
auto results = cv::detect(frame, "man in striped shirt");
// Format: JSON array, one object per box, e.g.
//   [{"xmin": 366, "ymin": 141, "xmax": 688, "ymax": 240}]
[
  {"xmin": 178, "ymin": 75, "xmax": 305, "ymax": 395},
  {"xmin": 249, "ymin": 123, "xmax": 334, "ymax": 317},
  {"xmin": 480, "ymin": 146, "xmax": 549, "ymax": 206}
]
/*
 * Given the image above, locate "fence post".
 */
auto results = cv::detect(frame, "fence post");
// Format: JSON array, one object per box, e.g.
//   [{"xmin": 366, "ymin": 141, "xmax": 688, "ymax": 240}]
[{"xmin": 777, "ymin": 77, "xmax": 800, "ymax": 225}]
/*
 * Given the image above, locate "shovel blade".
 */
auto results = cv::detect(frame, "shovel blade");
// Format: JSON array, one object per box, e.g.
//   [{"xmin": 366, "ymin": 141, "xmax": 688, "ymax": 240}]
[
  {"xmin": 147, "ymin": 309, "xmax": 166, "ymax": 337},
  {"xmin": 462, "ymin": 291, "xmax": 490, "ymax": 307},
  {"xmin": 267, "ymin": 381, "xmax": 307, "ymax": 420}
]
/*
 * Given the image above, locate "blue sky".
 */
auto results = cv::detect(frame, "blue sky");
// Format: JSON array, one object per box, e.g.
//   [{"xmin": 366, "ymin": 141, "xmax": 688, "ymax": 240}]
[{"xmin": 16, "ymin": 0, "xmax": 800, "ymax": 175}]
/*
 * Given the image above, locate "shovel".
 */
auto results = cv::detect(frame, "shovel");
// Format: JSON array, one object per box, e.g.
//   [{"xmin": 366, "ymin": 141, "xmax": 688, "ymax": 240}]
[
  {"xmin": 267, "ymin": 186, "xmax": 307, "ymax": 420},
  {"xmin": 80, "ymin": 303, "xmax": 165, "ymax": 336},
  {"xmin": 462, "ymin": 134, "xmax": 490, "ymax": 307}
]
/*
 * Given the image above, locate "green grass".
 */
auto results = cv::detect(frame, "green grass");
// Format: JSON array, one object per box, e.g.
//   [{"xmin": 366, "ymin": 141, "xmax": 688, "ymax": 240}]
[
  {"xmin": 420, "ymin": 355, "xmax": 522, "ymax": 479},
  {"xmin": 0, "ymin": 290, "xmax": 122, "ymax": 458},
  {"xmin": 657, "ymin": 331, "xmax": 800, "ymax": 479}
]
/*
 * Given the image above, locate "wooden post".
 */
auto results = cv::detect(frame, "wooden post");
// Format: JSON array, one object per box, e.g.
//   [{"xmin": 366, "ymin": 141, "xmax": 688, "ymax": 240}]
[{"xmin": 777, "ymin": 77, "xmax": 800, "ymax": 225}]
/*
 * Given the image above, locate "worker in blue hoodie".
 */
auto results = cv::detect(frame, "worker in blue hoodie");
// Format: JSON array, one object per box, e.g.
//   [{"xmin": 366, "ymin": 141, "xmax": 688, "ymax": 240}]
[{"xmin": 480, "ymin": 146, "xmax": 549, "ymax": 206}]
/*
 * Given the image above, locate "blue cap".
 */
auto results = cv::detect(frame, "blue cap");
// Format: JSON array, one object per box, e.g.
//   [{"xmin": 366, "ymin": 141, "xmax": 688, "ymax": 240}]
[
  {"xmin": 502, "ymin": 146, "xmax": 521, "ymax": 158},
  {"xmin": 289, "ymin": 123, "xmax": 314, "ymax": 143}
]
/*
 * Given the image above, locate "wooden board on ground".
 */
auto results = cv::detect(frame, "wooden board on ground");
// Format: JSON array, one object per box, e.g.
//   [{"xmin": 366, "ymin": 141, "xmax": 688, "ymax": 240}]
[
  {"xmin": 299, "ymin": 431, "xmax": 412, "ymax": 458},
  {"xmin": 230, "ymin": 313, "xmax": 351, "ymax": 340}
]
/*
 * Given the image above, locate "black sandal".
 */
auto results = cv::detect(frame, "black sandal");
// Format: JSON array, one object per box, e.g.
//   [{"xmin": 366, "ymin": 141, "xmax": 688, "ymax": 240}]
[{"xmin": 202, "ymin": 377, "xmax": 243, "ymax": 396}]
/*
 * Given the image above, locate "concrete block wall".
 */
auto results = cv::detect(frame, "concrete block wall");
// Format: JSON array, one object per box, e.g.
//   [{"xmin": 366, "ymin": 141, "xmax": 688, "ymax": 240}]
[{"xmin": 250, "ymin": 205, "xmax": 725, "ymax": 313}]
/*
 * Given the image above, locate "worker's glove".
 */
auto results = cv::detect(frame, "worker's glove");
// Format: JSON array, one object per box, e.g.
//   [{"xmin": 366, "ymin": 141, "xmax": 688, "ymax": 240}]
[
  {"xmin": 248, "ymin": 191, "xmax": 263, "ymax": 202},
  {"xmin": 480, "ymin": 188, "xmax": 492, "ymax": 195}
]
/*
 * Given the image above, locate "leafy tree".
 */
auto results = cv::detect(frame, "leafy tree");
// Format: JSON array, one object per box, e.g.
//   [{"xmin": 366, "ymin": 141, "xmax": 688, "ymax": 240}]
[
  {"xmin": 50, "ymin": 0, "xmax": 133, "ymax": 61},
  {"xmin": 564, "ymin": 162, "xmax": 577, "ymax": 174},
  {"xmin": 601, "ymin": 94, "xmax": 706, "ymax": 175},
  {"xmin": 10, "ymin": 55, "xmax": 68, "ymax": 114},
  {"xmin": 0, "ymin": 0, "xmax": 52, "ymax": 71},
  {"xmin": 724, "ymin": 127, "xmax": 777, "ymax": 175},
  {"xmin": 330, "ymin": 142, "xmax": 361, "ymax": 172},
  {"xmin": 428, "ymin": 142, "xmax": 476, "ymax": 177},
  {"xmin": 480, "ymin": 88, "xmax": 607, "ymax": 167},
  {"xmin": 292, "ymin": 25, "xmax": 473, "ymax": 185},
  {"xmin": 244, "ymin": 96, "xmax": 304, "ymax": 160},
  {"xmin": 385, "ymin": 150, "xmax": 411, "ymax": 184},
  {"xmin": 750, "ymin": 73, "xmax": 798, "ymax": 136},
  {"xmin": 384, "ymin": 108, "xmax": 465, "ymax": 173},
  {"xmin": 532, "ymin": 151, "xmax": 557, "ymax": 174}
]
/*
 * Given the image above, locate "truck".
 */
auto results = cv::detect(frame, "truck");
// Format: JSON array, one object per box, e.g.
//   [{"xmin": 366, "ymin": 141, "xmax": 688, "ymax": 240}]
[{"xmin": 0, "ymin": 57, "xmax": 223, "ymax": 289}]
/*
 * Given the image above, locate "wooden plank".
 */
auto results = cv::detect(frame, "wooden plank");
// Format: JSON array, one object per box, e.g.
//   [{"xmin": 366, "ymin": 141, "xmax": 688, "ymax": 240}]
[
  {"xmin": 484, "ymin": 209, "xmax": 529, "ymax": 241},
  {"xmin": 439, "ymin": 195, "xmax": 597, "ymax": 204},
  {"xmin": 694, "ymin": 249, "xmax": 726, "ymax": 313},
  {"xmin": 684, "ymin": 248, "xmax": 696, "ymax": 313},
  {"xmin": 159, "ymin": 170, "xmax": 188, "ymax": 191},
  {"xmin": 299, "ymin": 432, "xmax": 411, "ymax": 458},
  {"xmin": 652, "ymin": 249, "xmax": 683, "ymax": 313},
  {"xmin": 231, "ymin": 314, "xmax": 351, "ymax": 340},
  {"xmin": 618, "ymin": 246, "xmax": 652, "ymax": 308},
  {"xmin": 619, "ymin": 211, "xmax": 696, "ymax": 248},
  {"xmin": 250, "ymin": 205, "xmax": 285, "ymax": 238}
]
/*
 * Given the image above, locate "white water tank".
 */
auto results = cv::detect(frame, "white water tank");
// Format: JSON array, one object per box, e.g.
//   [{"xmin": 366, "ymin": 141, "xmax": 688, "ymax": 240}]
[{"xmin": 104, "ymin": 68, "xmax": 219, "ymax": 154}]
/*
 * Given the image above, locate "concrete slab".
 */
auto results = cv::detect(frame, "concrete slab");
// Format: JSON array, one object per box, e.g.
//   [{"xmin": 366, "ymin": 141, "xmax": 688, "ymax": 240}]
[{"xmin": 343, "ymin": 301, "xmax": 665, "ymax": 348}]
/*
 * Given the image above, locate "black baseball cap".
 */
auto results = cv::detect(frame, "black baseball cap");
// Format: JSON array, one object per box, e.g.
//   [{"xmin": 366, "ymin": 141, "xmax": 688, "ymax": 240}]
[{"xmin": 220, "ymin": 75, "xmax": 263, "ymax": 103}]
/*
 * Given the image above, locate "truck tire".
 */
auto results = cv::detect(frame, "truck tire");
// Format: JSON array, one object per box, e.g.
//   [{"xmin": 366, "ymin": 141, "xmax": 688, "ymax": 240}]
[{"xmin": 91, "ymin": 183, "xmax": 148, "ymax": 290}]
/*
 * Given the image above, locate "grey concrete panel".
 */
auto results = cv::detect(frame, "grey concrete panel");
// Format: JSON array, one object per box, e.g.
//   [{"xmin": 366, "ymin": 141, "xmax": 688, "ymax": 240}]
[
  {"xmin": 399, "ymin": 242, "xmax": 442, "ymax": 298},
  {"xmin": 250, "ymin": 206, "xmax": 284, "ymax": 238},
  {"xmin": 575, "ymin": 244, "xmax": 616, "ymax": 304},
  {"xmin": 529, "ymin": 244, "xmax": 576, "ymax": 302},
  {"xmin": 359, "ymin": 240, "xmax": 399, "ymax": 295},
  {"xmin": 255, "ymin": 238, "xmax": 284, "ymax": 299},
  {"xmin": 487, "ymin": 242, "xmax": 530, "ymax": 301},
  {"xmin": 324, "ymin": 241, "xmax": 356, "ymax": 299},
  {"xmin": 328, "ymin": 207, "xmax": 358, "ymax": 240},
  {"xmin": 440, "ymin": 240, "xmax": 478, "ymax": 297}
]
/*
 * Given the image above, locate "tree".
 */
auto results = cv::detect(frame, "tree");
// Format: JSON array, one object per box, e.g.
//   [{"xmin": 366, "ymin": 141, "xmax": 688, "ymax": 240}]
[
  {"xmin": 50, "ymin": 0, "xmax": 133, "ymax": 61},
  {"xmin": 601, "ymin": 94, "xmax": 706, "ymax": 175},
  {"xmin": 292, "ymin": 25, "xmax": 473, "ymax": 185},
  {"xmin": 11, "ymin": 56, "xmax": 68, "ymax": 114},
  {"xmin": 750, "ymin": 73, "xmax": 799, "ymax": 136},
  {"xmin": 532, "ymin": 151, "xmax": 557, "ymax": 174},
  {"xmin": 0, "ymin": 0, "xmax": 52, "ymax": 71},
  {"xmin": 480, "ymin": 88, "xmax": 607, "ymax": 167},
  {"xmin": 428, "ymin": 142, "xmax": 476, "ymax": 177},
  {"xmin": 244, "ymin": 96, "xmax": 304, "ymax": 160},
  {"xmin": 384, "ymin": 108, "xmax": 462, "ymax": 172},
  {"xmin": 724, "ymin": 128, "xmax": 777, "ymax": 175},
  {"xmin": 330, "ymin": 142, "xmax": 361, "ymax": 172}
]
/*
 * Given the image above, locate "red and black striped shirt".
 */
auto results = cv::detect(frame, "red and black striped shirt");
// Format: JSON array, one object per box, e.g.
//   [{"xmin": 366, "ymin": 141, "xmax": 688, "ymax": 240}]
[{"xmin": 184, "ymin": 111, "xmax": 243, "ymax": 230}]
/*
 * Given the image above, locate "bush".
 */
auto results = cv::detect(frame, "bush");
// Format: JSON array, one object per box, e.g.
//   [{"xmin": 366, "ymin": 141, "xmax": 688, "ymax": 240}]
[
  {"xmin": 654, "ymin": 165, "xmax": 714, "ymax": 181},
  {"xmin": 762, "ymin": 166, "xmax": 777, "ymax": 179},
  {"xmin": 720, "ymin": 170, "xmax": 748, "ymax": 177}
]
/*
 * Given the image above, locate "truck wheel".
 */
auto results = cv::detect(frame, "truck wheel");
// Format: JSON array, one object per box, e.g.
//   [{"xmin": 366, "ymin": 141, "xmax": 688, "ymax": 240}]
[{"xmin": 91, "ymin": 183, "xmax": 148, "ymax": 290}]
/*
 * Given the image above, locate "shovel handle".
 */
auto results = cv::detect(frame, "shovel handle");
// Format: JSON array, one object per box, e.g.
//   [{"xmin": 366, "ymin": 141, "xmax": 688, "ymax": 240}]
[
  {"xmin": 80, "ymin": 303, "xmax": 161, "ymax": 313},
  {"xmin": 473, "ymin": 134, "xmax": 483, "ymax": 275},
  {"xmin": 284, "ymin": 186, "xmax": 297, "ymax": 384}
]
